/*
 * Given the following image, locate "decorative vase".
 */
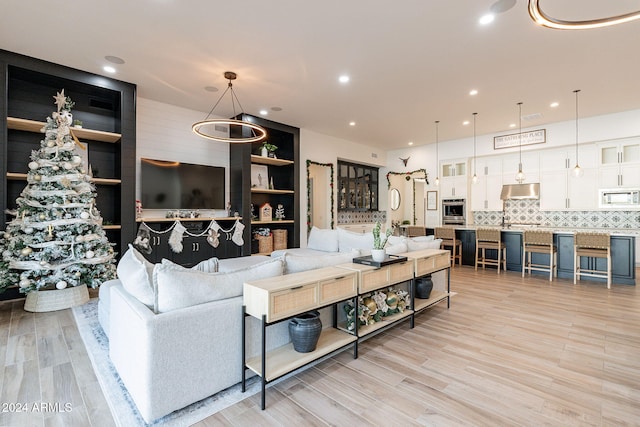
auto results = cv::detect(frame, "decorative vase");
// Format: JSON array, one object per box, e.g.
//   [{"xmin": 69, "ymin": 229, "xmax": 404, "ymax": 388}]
[
  {"xmin": 289, "ymin": 311, "xmax": 322, "ymax": 353},
  {"xmin": 371, "ymin": 249, "xmax": 386, "ymax": 262},
  {"xmin": 261, "ymin": 147, "xmax": 268, "ymax": 157},
  {"xmin": 414, "ymin": 275, "xmax": 434, "ymax": 299}
]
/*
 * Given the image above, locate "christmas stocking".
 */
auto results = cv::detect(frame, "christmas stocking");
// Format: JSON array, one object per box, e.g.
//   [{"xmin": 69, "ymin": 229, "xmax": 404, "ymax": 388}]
[
  {"xmin": 169, "ymin": 221, "xmax": 186, "ymax": 253},
  {"xmin": 232, "ymin": 220, "xmax": 245, "ymax": 246},
  {"xmin": 133, "ymin": 224, "xmax": 152, "ymax": 254},
  {"xmin": 207, "ymin": 221, "xmax": 220, "ymax": 248}
]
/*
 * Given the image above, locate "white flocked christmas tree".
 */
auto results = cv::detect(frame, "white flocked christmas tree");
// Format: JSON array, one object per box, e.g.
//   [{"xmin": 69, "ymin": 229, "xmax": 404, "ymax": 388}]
[{"xmin": 0, "ymin": 90, "xmax": 116, "ymax": 303}]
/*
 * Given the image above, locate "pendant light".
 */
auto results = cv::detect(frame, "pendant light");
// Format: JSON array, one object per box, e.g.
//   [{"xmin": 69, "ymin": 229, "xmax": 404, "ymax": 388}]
[
  {"xmin": 573, "ymin": 89, "xmax": 583, "ymax": 177},
  {"xmin": 434, "ymin": 120, "xmax": 440, "ymax": 186},
  {"xmin": 515, "ymin": 102, "xmax": 526, "ymax": 183},
  {"xmin": 192, "ymin": 71, "xmax": 267, "ymax": 143},
  {"xmin": 472, "ymin": 112, "xmax": 478, "ymax": 184}
]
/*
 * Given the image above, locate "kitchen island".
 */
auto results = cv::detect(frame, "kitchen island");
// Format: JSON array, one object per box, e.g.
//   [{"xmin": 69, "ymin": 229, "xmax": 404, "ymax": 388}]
[{"xmin": 427, "ymin": 226, "xmax": 636, "ymax": 285}]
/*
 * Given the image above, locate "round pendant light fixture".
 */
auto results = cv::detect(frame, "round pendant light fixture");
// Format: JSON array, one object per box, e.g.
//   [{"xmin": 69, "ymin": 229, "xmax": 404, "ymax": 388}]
[
  {"xmin": 528, "ymin": 0, "xmax": 640, "ymax": 30},
  {"xmin": 192, "ymin": 71, "xmax": 267, "ymax": 143}
]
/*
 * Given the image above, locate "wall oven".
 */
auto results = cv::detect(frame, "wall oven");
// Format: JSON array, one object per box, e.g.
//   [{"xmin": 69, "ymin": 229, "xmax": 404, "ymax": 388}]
[{"xmin": 442, "ymin": 199, "xmax": 466, "ymax": 225}]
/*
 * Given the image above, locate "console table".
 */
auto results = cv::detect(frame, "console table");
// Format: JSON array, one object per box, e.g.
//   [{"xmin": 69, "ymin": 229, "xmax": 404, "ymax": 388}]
[{"xmin": 242, "ymin": 248, "xmax": 452, "ymax": 409}]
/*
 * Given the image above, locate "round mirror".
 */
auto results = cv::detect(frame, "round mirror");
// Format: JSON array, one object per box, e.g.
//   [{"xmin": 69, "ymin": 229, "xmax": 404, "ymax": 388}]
[{"xmin": 390, "ymin": 188, "xmax": 401, "ymax": 211}]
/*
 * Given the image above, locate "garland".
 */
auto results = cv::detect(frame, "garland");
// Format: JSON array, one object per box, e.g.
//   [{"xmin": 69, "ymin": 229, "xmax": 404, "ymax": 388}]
[
  {"xmin": 306, "ymin": 160, "xmax": 335, "ymax": 232},
  {"xmin": 386, "ymin": 169, "xmax": 428, "ymax": 225}
]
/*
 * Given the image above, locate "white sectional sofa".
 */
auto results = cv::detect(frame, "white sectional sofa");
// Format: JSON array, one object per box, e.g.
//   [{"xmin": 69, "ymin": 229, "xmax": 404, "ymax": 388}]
[{"xmin": 98, "ymin": 227, "xmax": 443, "ymax": 423}]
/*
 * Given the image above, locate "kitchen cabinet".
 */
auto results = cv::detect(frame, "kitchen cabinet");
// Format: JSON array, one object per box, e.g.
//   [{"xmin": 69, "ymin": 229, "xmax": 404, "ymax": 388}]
[
  {"xmin": 501, "ymin": 151, "xmax": 540, "ymax": 184},
  {"xmin": 539, "ymin": 145, "xmax": 598, "ymax": 210},
  {"xmin": 598, "ymin": 138, "xmax": 640, "ymax": 188},
  {"xmin": 470, "ymin": 156, "xmax": 503, "ymax": 212},
  {"xmin": 440, "ymin": 159, "xmax": 468, "ymax": 198}
]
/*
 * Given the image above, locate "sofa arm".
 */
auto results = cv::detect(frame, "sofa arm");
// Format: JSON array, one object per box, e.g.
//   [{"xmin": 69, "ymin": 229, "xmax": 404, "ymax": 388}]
[{"xmin": 109, "ymin": 286, "xmax": 245, "ymax": 422}]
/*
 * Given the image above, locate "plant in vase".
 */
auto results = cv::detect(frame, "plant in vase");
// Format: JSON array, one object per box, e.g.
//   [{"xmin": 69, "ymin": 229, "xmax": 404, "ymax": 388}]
[
  {"xmin": 371, "ymin": 221, "xmax": 392, "ymax": 262},
  {"xmin": 260, "ymin": 142, "xmax": 278, "ymax": 158}
]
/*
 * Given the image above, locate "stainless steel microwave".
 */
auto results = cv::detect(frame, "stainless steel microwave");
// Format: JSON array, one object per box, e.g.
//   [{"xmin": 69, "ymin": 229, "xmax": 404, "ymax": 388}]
[{"xmin": 599, "ymin": 188, "xmax": 640, "ymax": 208}]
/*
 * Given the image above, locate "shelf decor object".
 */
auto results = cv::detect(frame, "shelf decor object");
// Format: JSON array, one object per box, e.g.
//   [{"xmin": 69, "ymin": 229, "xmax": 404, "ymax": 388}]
[{"xmin": 192, "ymin": 71, "xmax": 267, "ymax": 143}]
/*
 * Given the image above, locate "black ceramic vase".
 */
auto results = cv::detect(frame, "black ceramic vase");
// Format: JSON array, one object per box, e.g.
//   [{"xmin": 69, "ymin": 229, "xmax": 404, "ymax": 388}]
[
  {"xmin": 414, "ymin": 275, "xmax": 434, "ymax": 299},
  {"xmin": 289, "ymin": 311, "xmax": 322, "ymax": 353}
]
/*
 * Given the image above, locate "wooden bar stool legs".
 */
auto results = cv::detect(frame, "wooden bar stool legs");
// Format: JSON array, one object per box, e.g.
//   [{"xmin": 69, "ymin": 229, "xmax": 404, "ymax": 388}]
[
  {"xmin": 522, "ymin": 230, "xmax": 557, "ymax": 282},
  {"xmin": 435, "ymin": 227, "xmax": 462, "ymax": 266},
  {"xmin": 574, "ymin": 232, "xmax": 611, "ymax": 289},
  {"xmin": 475, "ymin": 228, "xmax": 506, "ymax": 273}
]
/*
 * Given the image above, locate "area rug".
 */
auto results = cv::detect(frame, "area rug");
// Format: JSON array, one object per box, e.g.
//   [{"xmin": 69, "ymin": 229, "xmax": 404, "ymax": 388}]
[{"xmin": 72, "ymin": 299, "xmax": 261, "ymax": 426}]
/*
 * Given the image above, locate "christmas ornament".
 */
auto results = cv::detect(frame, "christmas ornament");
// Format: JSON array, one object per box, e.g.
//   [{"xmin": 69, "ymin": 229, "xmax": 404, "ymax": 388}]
[
  {"xmin": 19, "ymin": 279, "xmax": 31, "ymax": 288},
  {"xmin": 24, "ymin": 227, "xmax": 34, "ymax": 234},
  {"xmin": 85, "ymin": 250, "xmax": 95, "ymax": 259},
  {"xmin": 21, "ymin": 247, "xmax": 33, "ymax": 256},
  {"xmin": 39, "ymin": 213, "xmax": 46, "ymax": 220},
  {"xmin": 28, "ymin": 161, "xmax": 39, "ymax": 170},
  {"xmin": 63, "ymin": 162, "xmax": 72, "ymax": 170},
  {"xmin": 33, "ymin": 174, "xmax": 42, "ymax": 182},
  {"xmin": 80, "ymin": 211, "xmax": 90, "ymax": 219},
  {"xmin": 56, "ymin": 280, "xmax": 68, "ymax": 290},
  {"xmin": 71, "ymin": 156, "xmax": 82, "ymax": 164},
  {"xmin": 47, "ymin": 141, "xmax": 55, "ymax": 147},
  {"xmin": 52, "ymin": 165, "xmax": 60, "ymax": 171},
  {"xmin": 74, "ymin": 271, "xmax": 81, "ymax": 277}
]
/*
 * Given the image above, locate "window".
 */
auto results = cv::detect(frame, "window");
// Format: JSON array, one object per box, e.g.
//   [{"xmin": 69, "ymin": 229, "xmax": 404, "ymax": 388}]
[{"xmin": 337, "ymin": 160, "xmax": 378, "ymax": 211}]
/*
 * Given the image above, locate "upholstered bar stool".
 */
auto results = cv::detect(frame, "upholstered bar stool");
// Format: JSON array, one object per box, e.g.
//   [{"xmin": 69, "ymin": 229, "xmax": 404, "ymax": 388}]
[
  {"xmin": 435, "ymin": 227, "xmax": 462, "ymax": 266},
  {"xmin": 475, "ymin": 228, "xmax": 506, "ymax": 273},
  {"xmin": 407, "ymin": 226, "xmax": 426, "ymax": 237},
  {"xmin": 574, "ymin": 232, "xmax": 611, "ymax": 289},
  {"xmin": 522, "ymin": 230, "xmax": 557, "ymax": 281}
]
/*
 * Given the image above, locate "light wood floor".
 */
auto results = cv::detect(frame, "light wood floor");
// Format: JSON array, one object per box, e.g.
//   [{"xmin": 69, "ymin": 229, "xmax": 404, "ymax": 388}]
[{"xmin": 1, "ymin": 268, "xmax": 639, "ymax": 426}]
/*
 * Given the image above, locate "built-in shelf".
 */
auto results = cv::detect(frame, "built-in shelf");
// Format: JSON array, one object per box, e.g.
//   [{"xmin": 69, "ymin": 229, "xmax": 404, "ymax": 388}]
[
  {"xmin": 136, "ymin": 216, "xmax": 241, "ymax": 223},
  {"xmin": 251, "ymin": 220, "xmax": 295, "ymax": 225},
  {"xmin": 250, "ymin": 155, "xmax": 294, "ymax": 166},
  {"xmin": 413, "ymin": 291, "xmax": 451, "ymax": 312},
  {"xmin": 5, "ymin": 172, "xmax": 121, "ymax": 185},
  {"xmin": 251, "ymin": 188, "xmax": 294, "ymax": 195},
  {"xmin": 7, "ymin": 117, "xmax": 121, "ymax": 143}
]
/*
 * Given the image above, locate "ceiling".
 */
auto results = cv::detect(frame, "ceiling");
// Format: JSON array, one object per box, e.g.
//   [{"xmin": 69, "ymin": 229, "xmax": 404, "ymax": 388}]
[{"xmin": 2, "ymin": 0, "xmax": 639, "ymax": 149}]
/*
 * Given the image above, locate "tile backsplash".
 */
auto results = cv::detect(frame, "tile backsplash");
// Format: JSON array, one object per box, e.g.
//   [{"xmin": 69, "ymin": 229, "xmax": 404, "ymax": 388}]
[
  {"xmin": 337, "ymin": 210, "xmax": 386, "ymax": 224},
  {"xmin": 473, "ymin": 199, "xmax": 640, "ymax": 229}
]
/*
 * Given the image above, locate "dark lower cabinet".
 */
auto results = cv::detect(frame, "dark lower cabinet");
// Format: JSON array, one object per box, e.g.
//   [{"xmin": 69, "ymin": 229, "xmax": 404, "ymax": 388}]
[
  {"xmin": 457, "ymin": 230, "xmax": 477, "ymax": 266},
  {"xmin": 502, "ymin": 231, "xmax": 523, "ymax": 272}
]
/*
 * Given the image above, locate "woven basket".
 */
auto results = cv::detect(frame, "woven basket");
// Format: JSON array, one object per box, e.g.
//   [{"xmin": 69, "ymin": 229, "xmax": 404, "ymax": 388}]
[
  {"xmin": 256, "ymin": 234, "xmax": 273, "ymax": 254},
  {"xmin": 273, "ymin": 229, "xmax": 288, "ymax": 251},
  {"xmin": 24, "ymin": 285, "xmax": 89, "ymax": 313}
]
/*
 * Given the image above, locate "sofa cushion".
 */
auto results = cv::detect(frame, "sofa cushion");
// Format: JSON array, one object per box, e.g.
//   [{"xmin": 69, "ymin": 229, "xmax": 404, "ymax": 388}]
[
  {"xmin": 307, "ymin": 226, "xmax": 339, "ymax": 252},
  {"xmin": 116, "ymin": 244, "xmax": 155, "ymax": 309},
  {"xmin": 410, "ymin": 235, "xmax": 435, "ymax": 242},
  {"xmin": 217, "ymin": 255, "xmax": 270, "ymax": 272},
  {"xmin": 161, "ymin": 257, "xmax": 219, "ymax": 273},
  {"xmin": 154, "ymin": 257, "xmax": 284, "ymax": 313},
  {"xmin": 407, "ymin": 238, "xmax": 443, "ymax": 252},
  {"xmin": 283, "ymin": 251, "xmax": 354, "ymax": 274},
  {"xmin": 337, "ymin": 227, "xmax": 374, "ymax": 253},
  {"xmin": 385, "ymin": 242, "xmax": 409, "ymax": 255}
]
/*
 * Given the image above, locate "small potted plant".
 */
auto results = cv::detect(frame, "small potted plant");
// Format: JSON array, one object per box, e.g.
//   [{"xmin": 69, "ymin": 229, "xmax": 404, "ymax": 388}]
[
  {"xmin": 73, "ymin": 119, "xmax": 83, "ymax": 128},
  {"xmin": 260, "ymin": 142, "xmax": 278, "ymax": 158},
  {"xmin": 371, "ymin": 221, "xmax": 392, "ymax": 262}
]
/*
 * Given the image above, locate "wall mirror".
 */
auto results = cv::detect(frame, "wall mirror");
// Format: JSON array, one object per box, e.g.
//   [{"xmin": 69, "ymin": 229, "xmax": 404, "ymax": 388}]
[
  {"xmin": 306, "ymin": 160, "xmax": 335, "ymax": 231},
  {"xmin": 390, "ymin": 188, "xmax": 401, "ymax": 211}
]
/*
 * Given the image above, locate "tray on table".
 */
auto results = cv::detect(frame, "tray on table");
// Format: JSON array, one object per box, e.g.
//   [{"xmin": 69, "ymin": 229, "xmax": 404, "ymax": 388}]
[{"xmin": 352, "ymin": 254, "xmax": 408, "ymax": 268}]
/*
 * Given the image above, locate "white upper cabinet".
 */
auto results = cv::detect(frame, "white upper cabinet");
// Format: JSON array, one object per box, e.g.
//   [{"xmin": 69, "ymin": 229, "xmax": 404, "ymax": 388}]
[
  {"xmin": 440, "ymin": 159, "xmax": 468, "ymax": 198},
  {"xmin": 598, "ymin": 138, "xmax": 640, "ymax": 188},
  {"xmin": 471, "ymin": 156, "xmax": 503, "ymax": 211}
]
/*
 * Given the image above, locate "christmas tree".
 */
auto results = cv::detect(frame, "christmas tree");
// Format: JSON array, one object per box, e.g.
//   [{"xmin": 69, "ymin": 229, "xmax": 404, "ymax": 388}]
[{"xmin": 0, "ymin": 90, "xmax": 116, "ymax": 298}]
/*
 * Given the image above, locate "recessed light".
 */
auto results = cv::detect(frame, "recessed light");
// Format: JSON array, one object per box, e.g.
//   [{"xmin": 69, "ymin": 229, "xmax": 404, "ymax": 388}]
[
  {"xmin": 479, "ymin": 13, "xmax": 495, "ymax": 25},
  {"xmin": 408, "ymin": 141, "xmax": 414, "ymax": 146},
  {"xmin": 259, "ymin": 110, "xmax": 268, "ymax": 115},
  {"xmin": 469, "ymin": 89, "xmax": 478, "ymax": 96},
  {"xmin": 509, "ymin": 123, "xmax": 516, "ymax": 128},
  {"xmin": 550, "ymin": 102, "xmax": 559, "ymax": 108},
  {"xmin": 463, "ymin": 120, "xmax": 470, "ymax": 126},
  {"xmin": 104, "ymin": 55, "xmax": 125, "ymax": 65},
  {"xmin": 349, "ymin": 121, "xmax": 356, "ymax": 126},
  {"xmin": 339, "ymin": 75, "xmax": 350, "ymax": 84},
  {"xmin": 103, "ymin": 66, "xmax": 116, "ymax": 74}
]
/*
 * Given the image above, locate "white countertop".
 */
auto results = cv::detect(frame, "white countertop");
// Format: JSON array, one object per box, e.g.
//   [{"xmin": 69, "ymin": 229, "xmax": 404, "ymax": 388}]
[{"xmin": 452, "ymin": 225, "xmax": 639, "ymax": 237}]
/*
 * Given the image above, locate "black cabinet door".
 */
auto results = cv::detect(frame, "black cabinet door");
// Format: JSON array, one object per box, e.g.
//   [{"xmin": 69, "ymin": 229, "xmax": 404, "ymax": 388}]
[
  {"xmin": 502, "ymin": 231, "xmax": 523, "ymax": 272},
  {"xmin": 457, "ymin": 230, "xmax": 476, "ymax": 266}
]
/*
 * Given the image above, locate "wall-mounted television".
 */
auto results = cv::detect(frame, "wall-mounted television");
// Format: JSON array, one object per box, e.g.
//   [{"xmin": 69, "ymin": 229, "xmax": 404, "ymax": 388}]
[{"xmin": 140, "ymin": 158, "xmax": 225, "ymax": 210}]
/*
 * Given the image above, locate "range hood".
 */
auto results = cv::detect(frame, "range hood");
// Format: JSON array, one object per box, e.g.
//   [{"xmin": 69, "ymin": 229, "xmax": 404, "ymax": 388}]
[{"xmin": 500, "ymin": 183, "xmax": 540, "ymax": 200}]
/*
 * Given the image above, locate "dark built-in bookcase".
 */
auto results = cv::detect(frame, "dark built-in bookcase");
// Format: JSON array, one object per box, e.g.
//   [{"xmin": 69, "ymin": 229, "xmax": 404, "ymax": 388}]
[
  {"xmin": 0, "ymin": 50, "xmax": 137, "ymax": 299},
  {"xmin": 229, "ymin": 114, "xmax": 300, "ymax": 256}
]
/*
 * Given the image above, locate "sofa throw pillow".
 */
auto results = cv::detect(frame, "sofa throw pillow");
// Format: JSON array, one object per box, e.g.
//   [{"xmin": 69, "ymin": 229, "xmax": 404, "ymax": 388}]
[
  {"xmin": 116, "ymin": 244, "xmax": 155, "ymax": 309},
  {"xmin": 407, "ymin": 238, "xmax": 443, "ymax": 252},
  {"xmin": 387, "ymin": 235, "xmax": 406, "ymax": 246},
  {"xmin": 385, "ymin": 242, "xmax": 408, "ymax": 255},
  {"xmin": 411, "ymin": 235, "xmax": 435, "ymax": 242},
  {"xmin": 307, "ymin": 226, "xmax": 339, "ymax": 252},
  {"xmin": 337, "ymin": 227, "xmax": 374, "ymax": 253},
  {"xmin": 284, "ymin": 251, "xmax": 354, "ymax": 274},
  {"xmin": 161, "ymin": 257, "xmax": 219, "ymax": 273},
  {"xmin": 154, "ymin": 257, "xmax": 284, "ymax": 313}
]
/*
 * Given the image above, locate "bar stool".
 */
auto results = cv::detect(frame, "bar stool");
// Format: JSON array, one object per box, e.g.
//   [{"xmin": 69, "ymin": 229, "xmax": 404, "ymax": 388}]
[
  {"xmin": 407, "ymin": 226, "xmax": 426, "ymax": 237},
  {"xmin": 435, "ymin": 227, "xmax": 462, "ymax": 266},
  {"xmin": 522, "ymin": 230, "xmax": 557, "ymax": 281},
  {"xmin": 574, "ymin": 232, "xmax": 611, "ymax": 289},
  {"xmin": 475, "ymin": 228, "xmax": 506, "ymax": 273}
]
